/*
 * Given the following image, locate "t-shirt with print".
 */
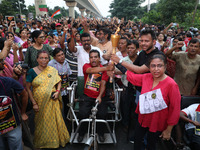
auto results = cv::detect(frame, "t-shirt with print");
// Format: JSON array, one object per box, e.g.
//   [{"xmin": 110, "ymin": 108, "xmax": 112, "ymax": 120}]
[
  {"xmin": 0, "ymin": 77, "xmax": 24, "ymax": 126},
  {"xmin": 171, "ymin": 52, "xmax": 200, "ymax": 95},
  {"xmin": 83, "ymin": 63, "xmax": 109, "ymax": 98},
  {"xmin": 181, "ymin": 104, "xmax": 200, "ymax": 130}
]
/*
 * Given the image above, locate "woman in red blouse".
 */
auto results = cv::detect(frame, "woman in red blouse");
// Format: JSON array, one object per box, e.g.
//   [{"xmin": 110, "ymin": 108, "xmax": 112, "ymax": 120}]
[{"xmin": 116, "ymin": 54, "xmax": 181, "ymax": 150}]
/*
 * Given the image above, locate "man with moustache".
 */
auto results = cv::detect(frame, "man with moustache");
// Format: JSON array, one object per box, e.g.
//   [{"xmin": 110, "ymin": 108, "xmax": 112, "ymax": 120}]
[
  {"xmin": 111, "ymin": 29, "xmax": 164, "ymax": 144},
  {"xmin": 48, "ymin": 48, "xmax": 72, "ymax": 124},
  {"xmin": 69, "ymin": 32, "xmax": 107, "ymax": 76},
  {"xmin": 77, "ymin": 50, "xmax": 113, "ymax": 142},
  {"xmin": 111, "ymin": 29, "xmax": 163, "ymax": 74},
  {"xmin": 95, "ymin": 28, "xmax": 113, "ymax": 60},
  {"xmin": 111, "ymin": 29, "xmax": 164, "ymax": 111},
  {"xmin": 165, "ymin": 38, "xmax": 200, "ymax": 96}
]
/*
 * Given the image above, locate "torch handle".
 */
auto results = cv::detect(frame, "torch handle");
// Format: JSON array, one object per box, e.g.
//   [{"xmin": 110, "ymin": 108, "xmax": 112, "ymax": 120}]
[{"xmin": 109, "ymin": 47, "xmax": 116, "ymax": 83}]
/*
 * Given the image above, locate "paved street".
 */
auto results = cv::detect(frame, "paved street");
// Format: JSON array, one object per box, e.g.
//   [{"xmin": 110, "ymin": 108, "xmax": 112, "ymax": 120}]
[{"xmin": 24, "ymin": 110, "xmax": 135, "ymax": 150}]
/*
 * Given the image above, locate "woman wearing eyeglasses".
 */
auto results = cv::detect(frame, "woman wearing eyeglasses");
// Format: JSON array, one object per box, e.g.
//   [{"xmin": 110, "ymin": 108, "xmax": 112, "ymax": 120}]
[
  {"xmin": 116, "ymin": 54, "xmax": 181, "ymax": 150},
  {"xmin": 26, "ymin": 50, "xmax": 70, "ymax": 149},
  {"xmin": 24, "ymin": 30, "xmax": 53, "ymax": 68}
]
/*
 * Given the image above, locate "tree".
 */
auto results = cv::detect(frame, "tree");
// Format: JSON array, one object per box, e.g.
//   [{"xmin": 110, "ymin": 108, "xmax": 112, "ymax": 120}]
[
  {"xmin": 0, "ymin": 0, "xmax": 27, "ymax": 17},
  {"xmin": 156, "ymin": 0, "xmax": 196, "ymax": 24},
  {"xmin": 109, "ymin": 0, "xmax": 145, "ymax": 20},
  {"xmin": 141, "ymin": 10, "xmax": 162, "ymax": 25},
  {"xmin": 27, "ymin": 5, "xmax": 36, "ymax": 17}
]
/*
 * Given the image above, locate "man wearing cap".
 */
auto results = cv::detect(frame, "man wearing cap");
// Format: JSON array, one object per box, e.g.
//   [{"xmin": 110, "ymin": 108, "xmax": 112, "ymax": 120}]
[{"xmin": 54, "ymin": 23, "xmax": 63, "ymax": 37}]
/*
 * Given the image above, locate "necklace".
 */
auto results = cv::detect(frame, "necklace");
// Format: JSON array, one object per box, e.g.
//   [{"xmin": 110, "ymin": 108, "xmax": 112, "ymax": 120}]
[{"xmin": 37, "ymin": 66, "xmax": 43, "ymax": 72}]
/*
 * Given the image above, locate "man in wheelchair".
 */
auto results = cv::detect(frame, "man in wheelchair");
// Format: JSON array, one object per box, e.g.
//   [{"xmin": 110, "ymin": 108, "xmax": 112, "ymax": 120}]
[
  {"xmin": 180, "ymin": 103, "xmax": 200, "ymax": 150},
  {"xmin": 77, "ymin": 49, "xmax": 114, "ymax": 143}
]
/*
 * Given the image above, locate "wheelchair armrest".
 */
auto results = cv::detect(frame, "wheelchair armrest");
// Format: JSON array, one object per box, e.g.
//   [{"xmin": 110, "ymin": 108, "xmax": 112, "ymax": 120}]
[
  {"xmin": 116, "ymin": 88, "xmax": 123, "ymax": 92},
  {"xmin": 67, "ymin": 87, "xmax": 73, "ymax": 91}
]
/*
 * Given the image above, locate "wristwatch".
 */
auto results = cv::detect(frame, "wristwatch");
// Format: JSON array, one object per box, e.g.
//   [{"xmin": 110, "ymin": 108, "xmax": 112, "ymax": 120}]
[{"xmin": 119, "ymin": 59, "xmax": 123, "ymax": 64}]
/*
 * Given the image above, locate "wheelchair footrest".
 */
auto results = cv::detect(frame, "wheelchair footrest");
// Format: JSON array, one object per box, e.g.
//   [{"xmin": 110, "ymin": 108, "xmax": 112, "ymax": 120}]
[
  {"xmin": 97, "ymin": 133, "xmax": 117, "ymax": 144},
  {"xmin": 70, "ymin": 133, "xmax": 117, "ymax": 144}
]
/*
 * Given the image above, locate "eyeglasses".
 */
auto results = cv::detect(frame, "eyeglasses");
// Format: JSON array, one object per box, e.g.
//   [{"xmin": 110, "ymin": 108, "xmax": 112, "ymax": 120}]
[
  {"xmin": 38, "ymin": 57, "xmax": 49, "ymax": 60},
  {"xmin": 150, "ymin": 64, "xmax": 164, "ymax": 69},
  {"xmin": 38, "ymin": 36, "xmax": 45, "ymax": 39},
  {"xmin": 81, "ymin": 39, "xmax": 90, "ymax": 43}
]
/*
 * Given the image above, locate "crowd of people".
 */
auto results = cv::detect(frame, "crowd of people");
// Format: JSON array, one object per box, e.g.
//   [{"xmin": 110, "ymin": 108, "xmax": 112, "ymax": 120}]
[{"xmin": 0, "ymin": 15, "xmax": 200, "ymax": 150}]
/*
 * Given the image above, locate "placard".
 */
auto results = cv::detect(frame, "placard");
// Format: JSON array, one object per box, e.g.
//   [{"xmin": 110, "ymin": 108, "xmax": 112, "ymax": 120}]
[
  {"xmin": 0, "ymin": 104, "xmax": 17, "ymax": 135},
  {"xmin": 85, "ymin": 73, "xmax": 102, "ymax": 92}
]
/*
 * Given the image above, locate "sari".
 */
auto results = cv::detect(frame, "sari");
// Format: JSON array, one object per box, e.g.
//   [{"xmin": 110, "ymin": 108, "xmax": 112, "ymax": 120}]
[{"xmin": 32, "ymin": 66, "xmax": 70, "ymax": 148}]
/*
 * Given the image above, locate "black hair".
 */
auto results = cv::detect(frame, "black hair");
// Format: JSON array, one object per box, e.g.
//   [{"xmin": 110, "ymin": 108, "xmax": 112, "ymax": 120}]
[
  {"xmin": 37, "ymin": 20, "xmax": 42, "ymax": 24},
  {"xmin": 95, "ymin": 30, "xmax": 99, "ymax": 36},
  {"xmin": 19, "ymin": 29, "xmax": 24, "ymax": 35},
  {"xmin": 189, "ymin": 38, "xmax": 200, "ymax": 45},
  {"xmin": 128, "ymin": 40, "xmax": 139, "ymax": 49},
  {"xmin": 6, "ymin": 32, "xmax": 14, "ymax": 40},
  {"xmin": 32, "ymin": 22, "xmax": 36, "ymax": 26},
  {"xmin": 99, "ymin": 28, "xmax": 111, "ymax": 40},
  {"xmin": 80, "ymin": 32, "xmax": 91, "ymax": 41},
  {"xmin": 51, "ymin": 23, "xmax": 56, "ymax": 30},
  {"xmin": 186, "ymin": 32, "xmax": 192, "ymax": 37},
  {"xmin": 119, "ymin": 37, "xmax": 128, "ymax": 46},
  {"xmin": 48, "ymin": 33, "xmax": 54, "ymax": 38},
  {"xmin": 124, "ymin": 33, "xmax": 131, "ymax": 39},
  {"xmin": 140, "ymin": 29, "xmax": 156, "ymax": 40},
  {"xmin": 0, "ymin": 38, "xmax": 6, "ymax": 50},
  {"xmin": 36, "ymin": 50, "xmax": 50, "ymax": 59},
  {"xmin": 31, "ymin": 30, "xmax": 42, "ymax": 43},
  {"xmin": 75, "ymin": 32, "xmax": 80, "ymax": 36},
  {"xmin": 89, "ymin": 49, "xmax": 100, "ymax": 58},
  {"xmin": 6, "ymin": 32, "xmax": 14, "ymax": 37},
  {"xmin": 147, "ymin": 54, "xmax": 167, "ymax": 68},
  {"xmin": 53, "ymin": 48, "xmax": 64, "ymax": 57},
  {"xmin": 23, "ymin": 27, "xmax": 29, "ymax": 32}
]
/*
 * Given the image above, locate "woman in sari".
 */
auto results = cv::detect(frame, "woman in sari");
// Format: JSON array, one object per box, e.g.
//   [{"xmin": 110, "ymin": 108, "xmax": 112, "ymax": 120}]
[{"xmin": 26, "ymin": 50, "xmax": 70, "ymax": 149}]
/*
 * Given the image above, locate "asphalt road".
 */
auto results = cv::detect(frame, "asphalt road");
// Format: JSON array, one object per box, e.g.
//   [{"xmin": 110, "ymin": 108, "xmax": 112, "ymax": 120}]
[{"xmin": 24, "ymin": 110, "xmax": 135, "ymax": 150}]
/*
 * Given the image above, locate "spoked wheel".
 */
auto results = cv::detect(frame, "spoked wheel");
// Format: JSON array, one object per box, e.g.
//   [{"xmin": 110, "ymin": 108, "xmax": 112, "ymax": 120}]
[{"xmin": 84, "ymin": 140, "xmax": 98, "ymax": 150}]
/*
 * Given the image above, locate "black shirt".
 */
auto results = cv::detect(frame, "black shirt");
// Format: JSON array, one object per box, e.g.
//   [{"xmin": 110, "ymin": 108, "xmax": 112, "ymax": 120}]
[
  {"xmin": 134, "ymin": 48, "xmax": 164, "ymax": 67},
  {"xmin": 133, "ymin": 48, "xmax": 164, "ymax": 91}
]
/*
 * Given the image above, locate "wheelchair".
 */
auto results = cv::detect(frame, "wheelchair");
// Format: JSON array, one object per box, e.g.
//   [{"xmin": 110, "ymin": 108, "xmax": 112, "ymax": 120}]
[
  {"xmin": 66, "ymin": 76, "xmax": 123, "ymax": 149},
  {"xmin": 157, "ymin": 96, "xmax": 200, "ymax": 150}
]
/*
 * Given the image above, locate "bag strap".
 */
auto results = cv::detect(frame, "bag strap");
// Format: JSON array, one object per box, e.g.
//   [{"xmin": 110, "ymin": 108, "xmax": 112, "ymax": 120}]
[{"xmin": 0, "ymin": 79, "xmax": 7, "ymax": 95}]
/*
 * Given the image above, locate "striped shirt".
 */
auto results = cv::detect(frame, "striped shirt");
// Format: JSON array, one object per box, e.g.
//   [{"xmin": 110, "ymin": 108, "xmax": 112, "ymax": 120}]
[{"xmin": 65, "ymin": 48, "xmax": 78, "ymax": 81}]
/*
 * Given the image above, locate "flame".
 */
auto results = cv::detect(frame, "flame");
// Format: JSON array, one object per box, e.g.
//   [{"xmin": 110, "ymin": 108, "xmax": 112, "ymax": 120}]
[{"xmin": 115, "ymin": 27, "xmax": 120, "ymax": 35}]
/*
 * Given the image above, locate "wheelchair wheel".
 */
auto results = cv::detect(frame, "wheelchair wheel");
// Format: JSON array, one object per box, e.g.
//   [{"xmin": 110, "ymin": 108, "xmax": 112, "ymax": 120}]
[{"xmin": 84, "ymin": 140, "xmax": 98, "ymax": 150}]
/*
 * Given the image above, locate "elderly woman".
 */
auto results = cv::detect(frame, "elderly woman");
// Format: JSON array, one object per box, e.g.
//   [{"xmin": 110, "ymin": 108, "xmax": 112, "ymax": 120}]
[
  {"xmin": 116, "ymin": 54, "xmax": 181, "ymax": 150},
  {"xmin": 26, "ymin": 50, "xmax": 70, "ymax": 149}
]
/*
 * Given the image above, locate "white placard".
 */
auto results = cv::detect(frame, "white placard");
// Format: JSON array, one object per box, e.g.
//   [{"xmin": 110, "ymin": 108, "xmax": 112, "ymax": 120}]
[{"xmin": 139, "ymin": 89, "xmax": 167, "ymax": 114}]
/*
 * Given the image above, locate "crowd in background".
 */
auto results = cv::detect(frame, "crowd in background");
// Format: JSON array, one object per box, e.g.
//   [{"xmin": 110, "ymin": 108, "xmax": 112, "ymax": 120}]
[{"xmin": 0, "ymin": 15, "xmax": 200, "ymax": 150}]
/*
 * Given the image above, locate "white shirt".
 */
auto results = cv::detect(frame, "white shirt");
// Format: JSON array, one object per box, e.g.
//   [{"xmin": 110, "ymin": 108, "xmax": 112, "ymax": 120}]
[
  {"xmin": 116, "ymin": 51, "xmax": 124, "ymax": 60},
  {"xmin": 182, "ymin": 104, "xmax": 200, "ymax": 130},
  {"xmin": 73, "ymin": 45, "xmax": 108, "ymax": 76}
]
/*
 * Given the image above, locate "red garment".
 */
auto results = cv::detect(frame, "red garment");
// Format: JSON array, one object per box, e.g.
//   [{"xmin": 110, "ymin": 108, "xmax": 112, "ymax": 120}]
[
  {"xmin": 184, "ymin": 37, "xmax": 192, "ymax": 47},
  {"xmin": 127, "ymin": 71, "xmax": 181, "ymax": 132},
  {"xmin": 166, "ymin": 58, "xmax": 176, "ymax": 78},
  {"xmin": 83, "ymin": 63, "xmax": 109, "ymax": 98},
  {"xmin": 22, "ymin": 41, "xmax": 28, "ymax": 48},
  {"xmin": 43, "ymin": 38, "xmax": 48, "ymax": 44}
]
